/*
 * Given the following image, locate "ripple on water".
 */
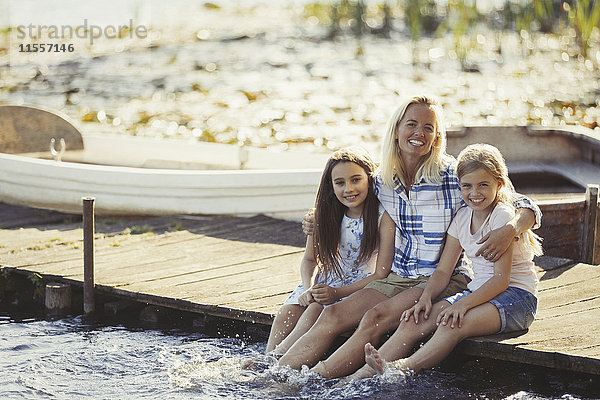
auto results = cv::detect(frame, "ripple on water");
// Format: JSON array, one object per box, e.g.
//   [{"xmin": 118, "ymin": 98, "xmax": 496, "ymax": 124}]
[{"xmin": 0, "ymin": 315, "xmax": 592, "ymax": 400}]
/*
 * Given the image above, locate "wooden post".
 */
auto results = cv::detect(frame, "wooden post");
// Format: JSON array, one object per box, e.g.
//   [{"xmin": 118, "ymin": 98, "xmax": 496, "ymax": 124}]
[
  {"xmin": 45, "ymin": 283, "xmax": 71, "ymax": 315},
  {"xmin": 83, "ymin": 197, "xmax": 96, "ymax": 314},
  {"xmin": 583, "ymin": 184, "xmax": 599, "ymax": 265}
]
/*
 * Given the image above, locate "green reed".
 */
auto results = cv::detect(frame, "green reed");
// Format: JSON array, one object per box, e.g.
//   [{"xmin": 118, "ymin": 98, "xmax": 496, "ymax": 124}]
[
  {"xmin": 440, "ymin": 0, "xmax": 480, "ymax": 70},
  {"xmin": 532, "ymin": 0, "xmax": 556, "ymax": 33},
  {"xmin": 303, "ymin": 0, "xmax": 598, "ymax": 61},
  {"xmin": 571, "ymin": 0, "xmax": 600, "ymax": 58}
]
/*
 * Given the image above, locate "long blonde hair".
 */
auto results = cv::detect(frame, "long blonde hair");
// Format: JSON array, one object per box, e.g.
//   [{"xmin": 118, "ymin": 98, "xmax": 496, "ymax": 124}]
[
  {"xmin": 380, "ymin": 95, "xmax": 453, "ymax": 188},
  {"xmin": 456, "ymin": 143, "xmax": 543, "ymax": 256}
]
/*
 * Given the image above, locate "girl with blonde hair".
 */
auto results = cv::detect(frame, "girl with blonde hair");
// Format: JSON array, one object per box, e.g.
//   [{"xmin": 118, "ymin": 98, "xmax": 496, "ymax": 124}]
[{"xmin": 357, "ymin": 143, "xmax": 542, "ymax": 378}]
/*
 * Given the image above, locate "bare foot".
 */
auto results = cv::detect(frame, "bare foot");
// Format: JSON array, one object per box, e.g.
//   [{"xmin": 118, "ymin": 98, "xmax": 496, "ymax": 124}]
[
  {"xmin": 364, "ymin": 343, "xmax": 387, "ymax": 375},
  {"xmin": 311, "ymin": 360, "xmax": 328, "ymax": 378},
  {"xmin": 240, "ymin": 357, "xmax": 257, "ymax": 370},
  {"xmin": 345, "ymin": 364, "xmax": 377, "ymax": 381},
  {"xmin": 388, "ymin": 358, "xmax": 412, "ymax": 374}
]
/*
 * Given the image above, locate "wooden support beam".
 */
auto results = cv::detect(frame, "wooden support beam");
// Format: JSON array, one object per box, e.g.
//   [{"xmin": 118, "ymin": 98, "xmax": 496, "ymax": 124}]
[
  {"xmin": 83, "ymin": 197, "xmax": 96, "ymax": 314},
  {"xmin": 583, "ymin": 184, "xmax": 600, "ymax": 265}
]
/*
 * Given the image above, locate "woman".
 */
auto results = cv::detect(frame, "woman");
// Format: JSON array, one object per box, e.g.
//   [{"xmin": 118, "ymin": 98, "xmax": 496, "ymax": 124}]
[{"xmin": 277, "ymin": 95, "xmax": 541, "ymax": 379}]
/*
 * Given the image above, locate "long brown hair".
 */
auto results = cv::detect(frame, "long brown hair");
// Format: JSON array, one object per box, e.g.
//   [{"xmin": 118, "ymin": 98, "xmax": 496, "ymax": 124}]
[{"xmin": 313, "ymin": 147, "xmax": 380, "ymax": 282}]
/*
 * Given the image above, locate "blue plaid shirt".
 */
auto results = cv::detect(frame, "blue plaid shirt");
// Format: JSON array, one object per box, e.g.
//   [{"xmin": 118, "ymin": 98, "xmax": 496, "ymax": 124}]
[{"xmin": 374, "ymin": 162, "xmax": 541, "ymax": 279}]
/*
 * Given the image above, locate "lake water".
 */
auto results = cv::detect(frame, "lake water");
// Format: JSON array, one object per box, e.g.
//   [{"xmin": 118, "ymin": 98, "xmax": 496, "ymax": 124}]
[
  {"xmin": 1, "ymin": 1, "xmax": 599, "ymax": 157},
  {"xmin": 1, "ymin": 311, "xmax": 597, "ymax": 400}
]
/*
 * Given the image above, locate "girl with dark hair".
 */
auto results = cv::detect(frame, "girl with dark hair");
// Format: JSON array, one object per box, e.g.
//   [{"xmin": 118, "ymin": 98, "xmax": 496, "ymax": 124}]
[{"xmin": 265, "ymin": 147, "xmax": 395, "ymax": 357}]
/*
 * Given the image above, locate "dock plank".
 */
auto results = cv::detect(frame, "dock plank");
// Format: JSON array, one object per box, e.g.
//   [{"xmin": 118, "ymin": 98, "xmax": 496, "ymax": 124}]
[
  {"xmin": 1, "ymin": 202, "xmax": 599, "ymax": 375},
  {"xmin": 457, "ymin": 262, "xmax": 600, "ymax": 373}
]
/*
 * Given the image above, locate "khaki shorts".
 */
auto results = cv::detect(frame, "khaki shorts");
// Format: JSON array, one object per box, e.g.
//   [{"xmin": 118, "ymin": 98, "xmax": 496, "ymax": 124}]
[{"xmin": 365, "ymin": 272, "xmax": 470, "ymax": 303}]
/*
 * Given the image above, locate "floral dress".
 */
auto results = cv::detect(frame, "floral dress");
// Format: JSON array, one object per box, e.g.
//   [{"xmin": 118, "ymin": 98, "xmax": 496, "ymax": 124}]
[{"xmin": 284, "ymin": 213, "xmax": 377, "ymax": 305}]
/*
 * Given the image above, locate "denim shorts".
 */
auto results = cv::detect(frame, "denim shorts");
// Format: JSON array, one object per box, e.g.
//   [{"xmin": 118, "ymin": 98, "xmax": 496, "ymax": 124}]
[{"xmin": 444, "ymin": 286, "xmax": 537, "ymax": 334}]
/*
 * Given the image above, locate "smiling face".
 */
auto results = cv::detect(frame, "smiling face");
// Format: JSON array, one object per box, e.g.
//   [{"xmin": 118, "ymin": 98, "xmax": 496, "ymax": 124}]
[
  {"xmin": 395, "ymin": 103, "xmax": 438, "ymax": 161},
  {"xmin": 331, "ymin": 161, "xmax": 370, "ymax": 218},
  {"xmin": 459, "ymin": 167, "xmax": 502, "ymax": 216}
]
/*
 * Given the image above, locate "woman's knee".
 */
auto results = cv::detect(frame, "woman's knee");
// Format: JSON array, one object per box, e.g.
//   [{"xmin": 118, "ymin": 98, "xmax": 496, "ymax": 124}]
[
  {"xmin": 358, "ymin": 304, "xmax": 394, "ymax": 333},
  {"xmin": 395, "ymin": 317, "xmax": 435, "ymax": 342}
]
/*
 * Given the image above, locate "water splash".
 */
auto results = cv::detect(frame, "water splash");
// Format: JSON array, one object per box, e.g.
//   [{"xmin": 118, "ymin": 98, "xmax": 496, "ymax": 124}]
[
  {"xmin": 165, "ymin": 345, "xmax": 398, "ymax": 400},
  {"xmin": 0, "ymin": 314, "xmax": 590, "ymax": 400}
]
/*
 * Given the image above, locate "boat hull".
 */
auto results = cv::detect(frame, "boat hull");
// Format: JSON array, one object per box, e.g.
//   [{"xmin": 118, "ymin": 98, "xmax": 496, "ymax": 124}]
[{"xmin": 0, "ymin": 152, "xmax": 323, "ymax": 220}]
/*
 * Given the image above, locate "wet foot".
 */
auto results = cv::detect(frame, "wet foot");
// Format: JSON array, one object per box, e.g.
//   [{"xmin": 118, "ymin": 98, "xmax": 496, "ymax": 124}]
[
  {"xmin": 311, "ymin": 360, "xmax": 328, "ymax": 378},
  {"xmin": 241, "ymin": 355, "xmax": 276, "ymax": 372},
  {"xmin": 345, "ymin": 364, "xmax": 377, "ymax": 382},
  {"xmin": 240, "ymin": 357, "xmax": 257, "ymax": 370},
  {"xmin": 266, "ymin": 351, "xmax": 284, "ymax": 361},
  {"xmin": 364, "ymin": 343, "xmax": 387, "ymax": 375}
]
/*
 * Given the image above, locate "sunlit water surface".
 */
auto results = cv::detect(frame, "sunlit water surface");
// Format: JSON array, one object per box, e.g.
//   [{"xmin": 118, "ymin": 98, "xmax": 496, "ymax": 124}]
[
  {"xmin": 2, "ymin": 1, "xmax": 599, "ymax": 156},
  {"xmin": 1, "ymin": 313, "xmax": 596, "ymax": 400}
]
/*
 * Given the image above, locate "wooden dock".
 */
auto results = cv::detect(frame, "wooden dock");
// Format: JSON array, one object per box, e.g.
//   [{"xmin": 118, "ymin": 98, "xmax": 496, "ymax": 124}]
[{"xmin": 1, "ymin": 201, "xmax": 599, "ymax": 376}]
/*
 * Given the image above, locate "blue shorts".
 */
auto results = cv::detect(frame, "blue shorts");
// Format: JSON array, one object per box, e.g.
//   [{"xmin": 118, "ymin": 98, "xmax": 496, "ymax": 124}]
[{"xmin": 444, "ymin": 286, "xmax": 537, "ymax": 334}]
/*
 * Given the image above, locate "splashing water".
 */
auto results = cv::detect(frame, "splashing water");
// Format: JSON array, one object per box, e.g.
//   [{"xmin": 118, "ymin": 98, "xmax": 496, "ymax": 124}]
[{"xmin": 1, "ymin": 313, "xmax": 593, "ymax": 400}]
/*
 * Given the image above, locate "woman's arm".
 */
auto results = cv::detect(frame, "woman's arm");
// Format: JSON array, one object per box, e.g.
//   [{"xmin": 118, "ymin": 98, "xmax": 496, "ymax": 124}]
[
  {"xmin": 310, "ymin": 211, "xmax": 395, "ymax": 304},
  {"xmin": 438, "ymin": 242, "xmax": 513, "ymax": 328},
  {"xmin": 301, "ymin": 208, "xmax": 316, "ymax": 236},
  {"xmin": 476, "ymin": 194, "xmax": 540, "ymax": 262},
  {"xmin": 297, "ymin": 235, "xmax": 318, "ymax": 306},
  {"xmin": 401, "ymin": 234, "xmax": 463, "ymax": 323}
]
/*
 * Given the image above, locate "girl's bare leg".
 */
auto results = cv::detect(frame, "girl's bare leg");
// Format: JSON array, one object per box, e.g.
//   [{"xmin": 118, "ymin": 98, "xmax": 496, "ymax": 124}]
[
  {"xmin": 311, "ymin": 287, "xmax": 424, "ymax": 379},
  {"xmin": 364, "ymin": 302, "xmax": 501, "ymax": 376},
  {"xmin": 271, "ymin": 302, "xmax": 324, "ymax": 356},
  {"xmin": 278, "ymin": 288, "xmax": 388, "ymax": 369},
  {"xmin": 265, "ymin": 304, "xmax": 305, "ymax": 354},
  {"xmin": 403, "ymin": 302, "xmax": 501, "ymax": 373},
  {"xmin": 350, "ymin": 300, "xmax": 449, "ymax": 380}
]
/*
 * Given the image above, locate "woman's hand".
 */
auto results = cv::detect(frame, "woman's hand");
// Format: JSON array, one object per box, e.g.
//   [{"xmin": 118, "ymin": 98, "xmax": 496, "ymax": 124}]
[
  {"xmin": 298, "ymin": 290, "xmax": 315, "ymax": 307},
  {"xmin": 401, "ymin": 296, "xmax": 432, "ymax": 324},
  {"xmin": 476, "ymin": 223, "xmax": 517, "ymax": 262},
  {"xmin": 436, "ymin": 302, "xmax": 468, "ymax": 328},
  {"xmin": 310, "ymin": 284, "xmax": 338, "ymax": 305},
  {"xmin": 302, "ymin": 208, "xmax": 315, "ymax": 236}
]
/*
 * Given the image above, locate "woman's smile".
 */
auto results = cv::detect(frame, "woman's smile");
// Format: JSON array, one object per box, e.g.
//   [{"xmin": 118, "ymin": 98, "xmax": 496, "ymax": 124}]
[{"xmin": 395, "ymin": 103, "xmax": 438, "ymax": 159}]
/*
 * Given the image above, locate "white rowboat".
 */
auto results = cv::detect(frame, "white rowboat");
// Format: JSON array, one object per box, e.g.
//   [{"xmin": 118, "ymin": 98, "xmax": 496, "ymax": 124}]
[{"xmin": 0, "ymin": 105, "xmax": 329, "ymax": 220}]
